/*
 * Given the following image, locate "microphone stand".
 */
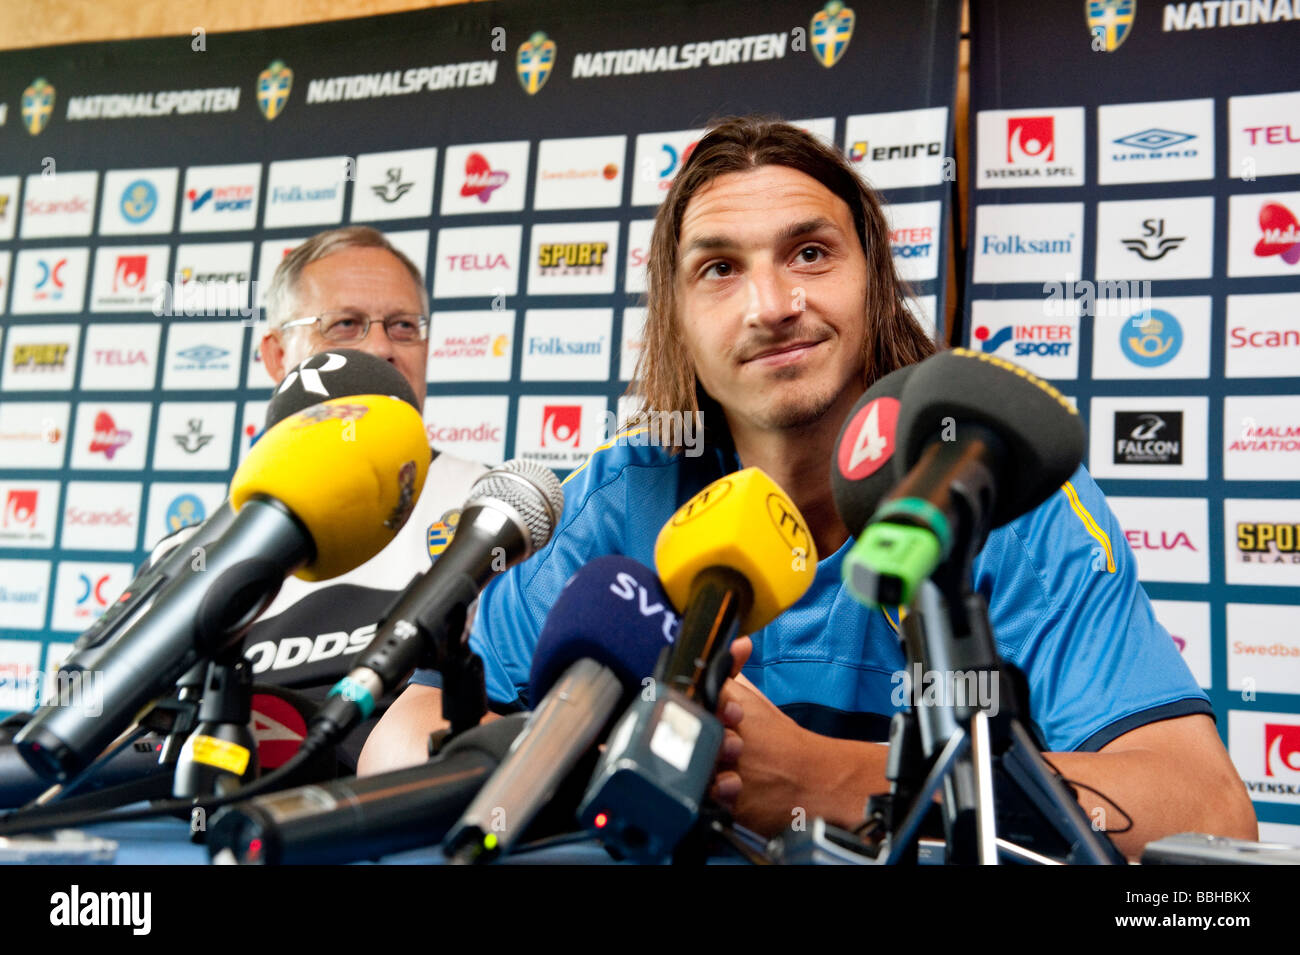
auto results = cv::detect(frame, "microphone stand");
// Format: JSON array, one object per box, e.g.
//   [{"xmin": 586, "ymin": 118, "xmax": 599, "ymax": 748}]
[{"xmin": 842, "ymin": 485, "xmax": 1123, "ymax": 865}]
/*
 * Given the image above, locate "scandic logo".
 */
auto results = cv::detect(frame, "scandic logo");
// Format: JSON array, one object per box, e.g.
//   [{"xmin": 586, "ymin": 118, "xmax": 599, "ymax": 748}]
[
  {"xmin": 541, "ymin": 405, "xmax": 581, "ymax": 447},
  {"xmin": 1230, "ymin": 326, "xmax": 1300, "ymax": 349},
  {"xmin": 426, "ymin": 422, "xmax": 503, "ymax": 443},
  {"xmin": 25, "ymin": 197, "xmax": 90, "ymax": 216},
  {"xmin": 974, "ymin": 324, "xmax": 1073, "ymax": 357},
  {"xmin": 980, "ymin": 234, "xmax": 1074, "ymax": 255},
  {"xmin": 66, "ymin": 507, "xmax": 133, "ymax": 527},
  {"xmin": 3, "ymin": 489, "xmax": 38, "ymax": 528},
  {"xmin": 460, "ymin": 153, "xmax": 508, "ymax": 203}
]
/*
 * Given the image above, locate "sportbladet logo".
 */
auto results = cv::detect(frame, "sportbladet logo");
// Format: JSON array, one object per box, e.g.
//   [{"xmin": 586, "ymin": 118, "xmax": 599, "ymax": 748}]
[{"xmin": 1225, "ymin": 498, "xmax": 1300, "ymax": 587}]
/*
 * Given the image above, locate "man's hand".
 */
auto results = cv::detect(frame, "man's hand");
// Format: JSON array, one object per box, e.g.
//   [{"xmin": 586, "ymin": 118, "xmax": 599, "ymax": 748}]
[{"xmin": 709, "ymin": 637, "xmax": 891, "ymax": 837}]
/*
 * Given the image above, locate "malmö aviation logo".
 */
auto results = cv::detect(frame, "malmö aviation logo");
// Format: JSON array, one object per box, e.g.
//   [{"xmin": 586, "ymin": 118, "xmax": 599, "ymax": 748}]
[
  {"xmin": 22, "ymin": 77, "xmax": 55, "ymax": 136},
  {"xmin": 811, "ymin": 2, "xmax": 855, "ymax": 68},
  {"xmin": 257, "ymin": 60, "xmax": 293, "ymax": 120},
  {"xmin": 517, "ymin": 32, "xmax": 557, "ymax": 95}
]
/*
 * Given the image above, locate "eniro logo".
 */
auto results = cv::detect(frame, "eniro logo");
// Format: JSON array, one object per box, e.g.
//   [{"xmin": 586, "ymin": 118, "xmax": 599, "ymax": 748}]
[{"xmin": 1120, "ymin": 309, "xmax": 1183, "ymax": 367}]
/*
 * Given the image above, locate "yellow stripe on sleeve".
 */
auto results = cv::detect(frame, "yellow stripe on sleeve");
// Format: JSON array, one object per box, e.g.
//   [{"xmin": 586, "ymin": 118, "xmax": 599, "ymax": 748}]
[{"xmin": 1062, "ymin": 480, "xmax": 1115, "ymax": 574}]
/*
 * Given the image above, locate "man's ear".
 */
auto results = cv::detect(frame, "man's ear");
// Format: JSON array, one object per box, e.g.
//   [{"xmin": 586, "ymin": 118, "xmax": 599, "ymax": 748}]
[{"xmin": 261, "ymin": 329, "xmax": 288, "ymax": 383}]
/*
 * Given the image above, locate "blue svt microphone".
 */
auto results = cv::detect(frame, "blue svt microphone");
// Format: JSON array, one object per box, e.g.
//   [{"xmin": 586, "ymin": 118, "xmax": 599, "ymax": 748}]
[{"xmin": 444, "ymin": 556, "xmax": 679, "ymax": 864}]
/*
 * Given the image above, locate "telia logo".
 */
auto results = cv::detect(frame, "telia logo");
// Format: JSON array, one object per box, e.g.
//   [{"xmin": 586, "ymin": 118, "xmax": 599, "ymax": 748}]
[
  {"xmin": 1265, "ymin": 723, "xmax": 1300, "ymax": 777},
  {"xmin": 1255, "ymin": 202, "xmax": 1300, "ymax": 266},
  {"xmin": 1124, "ymin": 529, "xmax": 1198, "ymax": 551},
  {"xmin": 1170, "ymin": 634, "xmax": 1186, "ymax": 653},
  {"xmin": 88, "ymin": 411, "xmax": 131, "ymax": 460},
  {"xmin": 1007, "ymin": 116, "xmax": 1054, "ymax": 163},
  {"xmin": 541, "ymin": 404, "xmax": 581, "ymax": 448},
  {"xmin": 460, "ymin": 153, "xmax": 508, "ymax": 204}
]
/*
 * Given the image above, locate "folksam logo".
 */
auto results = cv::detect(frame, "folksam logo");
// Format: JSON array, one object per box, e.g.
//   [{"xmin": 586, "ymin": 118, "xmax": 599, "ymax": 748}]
[{"xmin": 1121, "ymin": 309, "xmax": 1183, "ymax": 368}]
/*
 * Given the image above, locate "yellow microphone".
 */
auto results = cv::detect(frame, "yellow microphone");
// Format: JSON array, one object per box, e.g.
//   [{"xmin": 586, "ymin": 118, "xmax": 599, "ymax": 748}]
[
  {"xmin": 13, "ymin": 394, "xmax": 429, "ymax": 783},
  {"xmin": 231, "ymin": 394, "xmax": 429, "ymax": 581},
  {"xmin": 653, "ymin": 467, "xmax": 816, "ymax": 706}
]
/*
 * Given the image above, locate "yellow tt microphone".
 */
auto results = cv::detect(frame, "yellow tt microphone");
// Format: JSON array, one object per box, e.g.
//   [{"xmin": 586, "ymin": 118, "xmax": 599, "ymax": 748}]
[
  {"xmin": 653, "ymin": 467, "xmax": 816, "ymax": 706},
  {"xmin": 230, "ymin": 394, "xmax": 429, "ymax": 581}
]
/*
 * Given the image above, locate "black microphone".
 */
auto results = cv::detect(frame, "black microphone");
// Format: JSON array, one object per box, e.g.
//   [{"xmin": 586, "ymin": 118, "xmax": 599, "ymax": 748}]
[
  {"xmin": 14, "ymin": 392, "xmax": 431, "ymax": 783},
  {"xmin": 311, "ymin": 459, "xmax": 564, "ymax": 748},
  {"xmin": 262, "ymin": 347, "xmax": 420, "ymax": 428},
  {"xmin": 842, "ymin": 347, "xmax": 1085, "ymax": 608},
  {"xmin": 829, "ymin": 363, "xmax": 917, "ymax": 535},
  {"xmin": 0, "ymin": 737, "xmax": 171, "ymax": 808},
  {"xmin": 444, "ymin": 556, "xmax": 679, "ymax": 864},
  {"xmin": 205, "ymin": 714, "xmax": 528, "ymax": 865}
]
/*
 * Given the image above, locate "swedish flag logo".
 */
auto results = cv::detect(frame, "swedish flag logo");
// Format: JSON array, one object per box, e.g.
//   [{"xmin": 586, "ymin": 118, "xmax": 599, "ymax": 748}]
[
  {"xmin": 427, "ymin": 509, "xmax": 461, "ymax": 558},
  {"xmin": 517, "ymin": 32, "xmax": 556, "ymax": 95},
  {"xmin": 21, "ymin": 78, "xmax": 55, "ymax": 136},
  {"xmin": 1087, "ymin": 0, "xmax": 1135, "ymax": 52},
  {"xmin": 257, "ymin": 59, "xmax": 293, "ymax": 120},
  {"xmin": 811, "ymin": 1, "xmax": 855, "ymax": 69}
]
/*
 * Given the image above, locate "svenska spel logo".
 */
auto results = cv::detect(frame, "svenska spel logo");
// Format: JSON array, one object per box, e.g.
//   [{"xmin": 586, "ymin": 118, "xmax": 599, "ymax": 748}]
[{"xmin": 257, "ymin": 60, "xmax": 293, "ymax": 120}]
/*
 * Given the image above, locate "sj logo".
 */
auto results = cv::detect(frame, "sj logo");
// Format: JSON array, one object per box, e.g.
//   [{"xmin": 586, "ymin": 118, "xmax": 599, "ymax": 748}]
[
  {"xmin": 810, "ymin": 1, "xmax": 855, "ymax": 68},
  {"xmin": 257, "ymin": 59, "xmax": 293, "ymax": 120},
  {"xmin": 21, "ymin": 77, "xmax": 55, "ymax": 136},
  {"xmin": 516, "ymin": 32, "xmax": 556, "ymax": 95}
]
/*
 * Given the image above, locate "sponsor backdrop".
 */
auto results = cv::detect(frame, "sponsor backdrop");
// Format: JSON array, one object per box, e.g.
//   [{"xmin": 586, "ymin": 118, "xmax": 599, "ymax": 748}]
[
  {"xmin": 0, "ymin": 1, "xmax": 960, "ymax": 712},
  {"xmin": 967, "ymin": 1, "xmax": 1300, "ymax": 829}
]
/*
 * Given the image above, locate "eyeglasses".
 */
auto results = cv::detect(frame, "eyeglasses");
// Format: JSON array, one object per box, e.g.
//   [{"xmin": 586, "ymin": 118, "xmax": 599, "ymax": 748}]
[{"xmin": 280, "ymin": 310, "xmax": 429, "ymax": 344}]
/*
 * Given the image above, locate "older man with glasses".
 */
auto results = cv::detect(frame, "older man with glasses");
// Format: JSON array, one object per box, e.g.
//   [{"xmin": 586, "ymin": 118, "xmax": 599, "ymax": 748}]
[{"xmin": 235, "ymin": 226, "xmax": 487, "ymax": 769}]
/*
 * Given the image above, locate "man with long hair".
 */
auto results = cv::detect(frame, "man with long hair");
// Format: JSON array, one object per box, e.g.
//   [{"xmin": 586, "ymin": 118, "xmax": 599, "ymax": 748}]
[{"xmin": 362, "ymin": 118, "xmax": 1255, "ymax": 858}]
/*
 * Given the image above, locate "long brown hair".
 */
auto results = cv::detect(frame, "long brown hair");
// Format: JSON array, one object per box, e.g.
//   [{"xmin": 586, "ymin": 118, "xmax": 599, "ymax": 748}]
[{"xmin": 628, "ymin": 115, "xmax": 937, "ymax": 455}]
